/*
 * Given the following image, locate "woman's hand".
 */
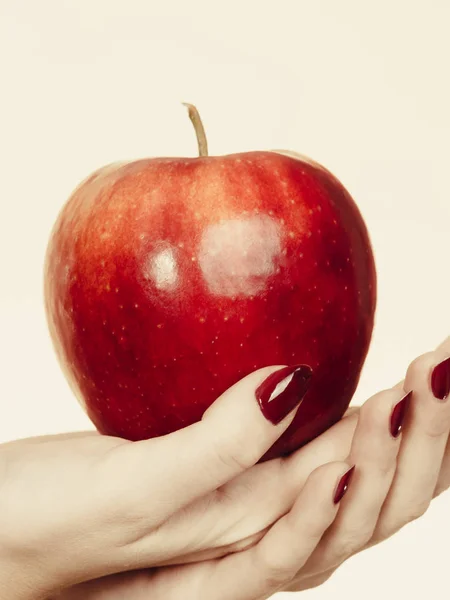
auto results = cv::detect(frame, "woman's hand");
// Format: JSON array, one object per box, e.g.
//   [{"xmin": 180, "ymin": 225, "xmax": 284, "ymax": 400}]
[
  {"xmin": 55, "ymin": 460, "xmax": 355, "ymax": 600},
  {"xmin": 55, "ymin": 337, "xmax": 450, "ymax": 599},
  {"xmin": 0, "ymin": 364, "xmax": 315, "ymax": 600},
  {"xmin": 285, "ymin": 336, "xmax": 450, "ymax": 592}
]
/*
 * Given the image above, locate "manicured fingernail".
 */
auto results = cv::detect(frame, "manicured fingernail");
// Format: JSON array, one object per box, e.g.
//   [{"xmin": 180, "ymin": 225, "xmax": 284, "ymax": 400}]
[
  {"xmin": 390, "ymin": 391, "xmax": 412, "ymax": 438},
  {"xmin": 255, "ymin": 365, "xmax": 312, "ymax": 424},
  {"xmin": 431, "ymin": 357, "xmax": 450, "ymax": 400},
  {"xmin": 334, "ymin": 466, "xmax": 355, "ymax": 504}
]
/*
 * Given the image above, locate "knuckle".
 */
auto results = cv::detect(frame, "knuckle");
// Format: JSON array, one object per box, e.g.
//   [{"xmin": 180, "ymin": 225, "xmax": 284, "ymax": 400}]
[
  {"xmin": 375, "ymin": 459, "xmax": 397, "ymax": 479},
  {"xmin": 263, "ymin": 572, "xmax": 293, "ymax": 591},
  {"xmin": 377, "ymin": 500, "xmax": 431, "ymax": 540},
  {"xmin": 363, "ymin": 390, "xmax": 393, "ymax": 412},
  {"xmin": 437, "ymin": 337, "xmax": 450, "ymax": 353},
  {"xmin": 259, "ymin": 557, "xmax": 295, "ymax": 589},
  {"xmin": 286, "ymin": 571, "xmax": 333, "ymax": 592},
  {"xmin": 424, "ymin": 413, "xmax": 450, "ymax": 439},
  {"xmin": 373, "ymin": 523, "xmax": 397, "ymax": 542},
  {"xmin": 405, "ymin": 500, "xmax": 430, "ymax": 522},
  {"xmin": 334, "ymin": 533, "xmax": 367, "ymax": 561},
  {"xmin": 212, "ymin": 436, "xmax": 254, "ymax": 474},
  {"xmin": 359, "ymin": 390, "xmax": 400, "ymax": 431},
  {"xmin": 356, "ymin": 530, "xmax": 374, "ymax": 550},
  {"xmin": 434, "ymin": 481, "xmax": 450, "ymax": 497},
  {"xmin": 406, "ymin": 352, "xmax": 435, "ymax": 380}
]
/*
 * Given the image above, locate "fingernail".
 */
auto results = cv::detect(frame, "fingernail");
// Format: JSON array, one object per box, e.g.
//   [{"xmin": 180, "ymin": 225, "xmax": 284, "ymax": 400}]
[
  {"xmin": 255, "ymin": 365, "xmax": 312, "ymax": 424},
  {"xmin": 431, "ymin": 357, "xmax": 450, "ymax": 400},
  {"xmin": 333, "ymin": 466, "xmax": 355, "ymax": 504},
  {"xmin": 390, "ymin": 391, "xmax": 412, "ymax": 438}
]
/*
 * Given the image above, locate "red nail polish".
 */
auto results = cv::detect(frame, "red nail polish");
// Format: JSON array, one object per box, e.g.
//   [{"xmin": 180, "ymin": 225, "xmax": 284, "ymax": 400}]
[
  {"xmin": 255, "ymin": 365, "xmax": 312, "ymax": 424},
  {"xmin": 390, "ymin": 391, "xmax": 412, "ymax": 438},
  {"xmin": 333, "ymin": 466, "xmax": 355, "ymax": 504},
  {"xmin": 431, "ymin": 357, "xmax": 450, "ymax": 400}
]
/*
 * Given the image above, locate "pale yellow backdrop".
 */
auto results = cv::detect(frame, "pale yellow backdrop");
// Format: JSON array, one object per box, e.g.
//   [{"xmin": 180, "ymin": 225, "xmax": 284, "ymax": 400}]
[{"xmin": 0, "ymin": 1, "xmax": 449, "ymax": 598}]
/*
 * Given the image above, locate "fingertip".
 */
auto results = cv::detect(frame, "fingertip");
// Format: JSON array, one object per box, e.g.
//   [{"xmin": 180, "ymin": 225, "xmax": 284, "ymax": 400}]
[
  {"xmin": 358, "ymin": 388, "xmax": 410, "ymax": 439},
  {"xmin": 287, "ymin": 462, "xmax": 354, "ymax": 539},
  {"xmin": 255, "ymin": 364, "xmax": 312, "ymax": 425},
  {"xmin": 303, "ymin": 461, "xmax": 355, "ymax": 504},
  {"xmin": 350, "ymin": 388, "xmax": 407, "ymax": 464},
  {"xmin": 333, "ymin": 465, "xmax": 356, "ymax": 504},
  {"xmin": 405, "ymin": 349, "xmax": 450, "ymax": 400},
  {"xmin": 164, "ymin": 364, "xmax": 314, "ymax": 504}
]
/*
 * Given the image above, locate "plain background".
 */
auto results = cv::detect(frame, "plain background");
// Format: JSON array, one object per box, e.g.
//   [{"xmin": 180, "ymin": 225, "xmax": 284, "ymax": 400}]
[{"xmin": 1, "ymin": 1, "xmax": 449, "ymax": 598}]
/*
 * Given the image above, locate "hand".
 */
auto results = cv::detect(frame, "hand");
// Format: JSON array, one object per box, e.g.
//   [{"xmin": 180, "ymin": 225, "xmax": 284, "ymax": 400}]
[
  {"xmin": 285, "ymin": 336, "xmax": 450, "ymax": 591},
  {"xmin": 54, "ymin": 460, "xmax": 354, "ymax": 600},
  {"xmin": 56, "ymin": 337, "xmax": 450, "ymax": 599},
  {"xmin": 0, "ymin": 365, "xmax": 314, "ymax": 600}
]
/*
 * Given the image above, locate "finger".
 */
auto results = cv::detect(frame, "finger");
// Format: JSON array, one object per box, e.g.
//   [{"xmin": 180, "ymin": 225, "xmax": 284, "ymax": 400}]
[
  {"xmin": 434, "ymin": 338, "xmax": 450, "ymax": 497},
  {"xmin": 285, "ymin": 569, "xmax": 335, "ymax": 592},
  {"xmin": 391, "ymin": 336, "xmax": 450, "ymax": 392},
  {"xmin": 306, "ymin": 387, "xmax": 406, "ymax": 573},
  {"xmin": 203, "ymin": 462, "xmax": 353, "ymax": 600},
  {"xmin": 156, "ymin": 408, "xmax": 361, "ymax": 568},
  {"xmin": 374, "ymin": 349, "xmax": 450, "ymax": 540},
  {"xmin": 435, "ymin": 435, "xmax": 450, "ymax": 497},
  {"xmin": 54, "ymin": 463, "xmax": 350, "ymax": 600},
  {"xmin": 153, "ymin": 408, "xmax": 360, "ymax": 568},
  {"xmin": 153, "ymin": 529, "xmax": 269, "ymax": 567},
  {"xmin": 276, "ymin": 407, "xmax": 358, "ymax": 501},
  {"xmin": 117, "ymin": 365, "xmax": 312, "ymax": 515}
]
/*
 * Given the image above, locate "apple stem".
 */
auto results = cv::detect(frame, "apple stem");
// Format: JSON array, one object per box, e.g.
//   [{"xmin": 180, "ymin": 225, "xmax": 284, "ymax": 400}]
[{"xmin": 183, "ymin": 103, "xmax": 209, "ymax": 157}]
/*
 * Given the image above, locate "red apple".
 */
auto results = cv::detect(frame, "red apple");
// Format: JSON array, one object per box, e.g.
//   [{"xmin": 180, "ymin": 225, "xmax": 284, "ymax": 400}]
[{"xmin": 44, "ymin": 105, "xmax": 376, "ymax": 460}]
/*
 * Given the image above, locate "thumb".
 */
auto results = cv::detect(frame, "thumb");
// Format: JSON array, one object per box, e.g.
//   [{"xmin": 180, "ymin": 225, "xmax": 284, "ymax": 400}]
[
  {"xmin": 140, "ymin": 364, "xmax": 312, "ymax": 512},
  {"xmin": 437, "ymin": 336, "xmax": 450, "ymax": 353}
]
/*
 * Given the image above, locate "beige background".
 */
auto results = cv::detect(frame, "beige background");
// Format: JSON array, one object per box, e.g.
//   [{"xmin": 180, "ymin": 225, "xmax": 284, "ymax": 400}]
[{"xmin": 1, "ymin": 1, "xmax": 449, "ymax": 598}]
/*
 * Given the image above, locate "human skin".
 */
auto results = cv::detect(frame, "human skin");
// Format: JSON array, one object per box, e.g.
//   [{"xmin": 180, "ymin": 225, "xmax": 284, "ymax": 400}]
[
  {"xmin": 1, "ymin": 339, "xmax": 449, "ymax": 599},
  {"xmin": 59, "ymin": 338, "xmax": 450, "ymax": 599}
]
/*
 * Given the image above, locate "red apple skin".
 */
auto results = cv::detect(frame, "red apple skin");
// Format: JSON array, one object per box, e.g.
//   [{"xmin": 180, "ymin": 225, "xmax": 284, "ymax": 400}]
[{"xmin": 44, "ymin": 151, "xmax": 376, "ymax": 460}]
